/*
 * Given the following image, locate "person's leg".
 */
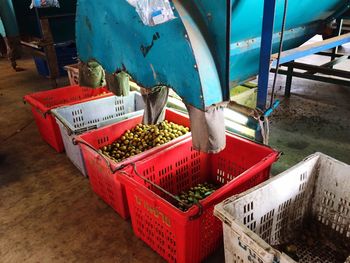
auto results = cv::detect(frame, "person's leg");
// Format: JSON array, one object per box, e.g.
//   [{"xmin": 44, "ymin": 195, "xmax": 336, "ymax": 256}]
[
  {"xmin": 5, "ymin": 35, "xmax": 22, "ymax": 70},
  {"xmin": 0, "ymin": 0, "xmax": 22, "ymax": 70},
  {"xmin": 0, "ymin": 34, "xmax": 7, "ymax": 57}
]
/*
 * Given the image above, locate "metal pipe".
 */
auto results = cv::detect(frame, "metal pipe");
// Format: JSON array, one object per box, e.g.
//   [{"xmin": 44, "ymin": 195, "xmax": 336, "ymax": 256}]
[{"xmin": 257, "ymin": 0, "xmax": 277, "ymax": 110}]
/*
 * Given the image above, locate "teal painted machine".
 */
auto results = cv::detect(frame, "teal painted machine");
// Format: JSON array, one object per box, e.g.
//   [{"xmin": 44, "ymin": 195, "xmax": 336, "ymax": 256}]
[
  {"xmin": 0, "ymin": 0, "xmax": 19, "ymax": 37},
  {"xmin": 76, "ymin": 0, "xmax": 349, "ymax": 111}
]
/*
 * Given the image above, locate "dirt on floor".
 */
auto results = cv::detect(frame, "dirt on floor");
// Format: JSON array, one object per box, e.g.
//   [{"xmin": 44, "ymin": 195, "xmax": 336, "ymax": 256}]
[{"xmin": 0, "ymin": 56, "xmax": 165, "ymax": 263}]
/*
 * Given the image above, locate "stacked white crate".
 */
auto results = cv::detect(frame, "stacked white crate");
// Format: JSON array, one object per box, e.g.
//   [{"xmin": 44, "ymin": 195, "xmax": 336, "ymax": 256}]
[{"xmin": 52, "ymin": 92, "xmax": 144, "ymax": 176}]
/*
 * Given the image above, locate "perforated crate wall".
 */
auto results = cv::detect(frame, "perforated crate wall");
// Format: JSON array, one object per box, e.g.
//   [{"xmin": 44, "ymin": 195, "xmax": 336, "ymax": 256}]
[
  {"xmin": 24, "ymin": 85, "xmax": 111, "ymax": 152},
  {"xmin": 77, "ymin": 109, "xmax": 192, "ymax": 218},
  {"xmin": 119, "ymin": 134, "xmax": 278, "ymax": 263},
  {"xmin": 52, "ymin": 93, "xmax": 144, "ymax": 176},
  {"xmin": 53, "ymin": 93, "xmax": 144, "ymax": 134},
  {"xmin": 215, "ymin": 153, "xmax": 350, "ymax": 263}
]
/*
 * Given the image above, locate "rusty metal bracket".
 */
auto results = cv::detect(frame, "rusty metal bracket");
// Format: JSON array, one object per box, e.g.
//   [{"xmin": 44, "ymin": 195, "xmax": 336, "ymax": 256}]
[{"xmin": 39, "ymin": 18, "xmax": 59, "ymax": 88}]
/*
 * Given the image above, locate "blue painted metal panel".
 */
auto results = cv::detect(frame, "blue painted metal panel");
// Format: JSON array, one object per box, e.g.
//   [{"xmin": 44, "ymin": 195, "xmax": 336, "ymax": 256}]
[
  {"xmin": 230, "ymin": 23, "xmax": 319, "ymax": 87},
  {"xmin": 186, "ymin": 0, "xmax": 232, "ymax": 101},
  {"xmin": 77, "ymin": 0, "xmax": 215, "ymax": 109},
  {"xmin": 215, "ymin": 0, "xmax": 350, "ymax": 83},
  {"xmin": 272, "ymin": 32, "xmax": 350, "ymax": 66},
  {"xmin": 173, "ymin": 2, "xmax": 224, "ymax": 107},
  {"xmin": 76, "ymin": 0, "xmax": 350, "ymax": 110}
]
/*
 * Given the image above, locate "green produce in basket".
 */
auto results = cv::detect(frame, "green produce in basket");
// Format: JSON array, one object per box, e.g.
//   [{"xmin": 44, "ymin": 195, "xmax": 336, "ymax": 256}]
[
  {"xmin": 176, "ymin": 182, "xmax": 218, "ymax": 211},
  {"xmin": 100, "ymin": 120, "xmax": 189, "ymax": 163}
]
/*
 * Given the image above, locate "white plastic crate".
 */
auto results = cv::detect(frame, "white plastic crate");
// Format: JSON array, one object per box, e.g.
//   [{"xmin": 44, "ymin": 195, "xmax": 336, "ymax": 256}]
[
  {"xmin": 52, "ymin": 92, "xmax": 144, "ymax": 176},
  {"xmin": 64, "ymin": 64, "xmax": 79, "ymax": 86},
  {"xmin": 214, "ymin": 153, "xmax": 350, "ymax": 263}
]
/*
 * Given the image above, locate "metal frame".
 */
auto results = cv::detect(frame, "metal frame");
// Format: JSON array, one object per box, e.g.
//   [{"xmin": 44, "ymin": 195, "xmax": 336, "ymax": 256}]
[
  {"xmin": 257, "ymin": 0, "xmax": 277, "ymax": 111},
  {"xmin": 279, "ymin": 21, "xmax": 350, "ymax": 97},
  {"xmin": 17, "ymin": 6, "xmax": 76, "ymax": 88},
  {"xmin": 271, "ymin": 33, "xmax": 350, "ymax": 66},
  {"xmin": 255, "ymin": 0, "xmax": 350, "ymax": 143},
  {"xmin": 257, "ymin": 0, "xmax": 350, "ymax": 110},
  {"xmin": 271, "ymin": 55, "xmax": 350, "ymax": 97}
]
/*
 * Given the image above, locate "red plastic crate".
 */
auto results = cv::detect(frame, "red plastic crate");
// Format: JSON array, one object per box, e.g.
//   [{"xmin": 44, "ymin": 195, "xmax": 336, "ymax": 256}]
[
  {"xmin": 75, "ymin": 109, "xmax": 191, "ymax": 219},
  {"xmin": 118, "ymin": 134, "xmax": 279, "ymax": 263},
  {"xmin": 24, "ymin": 85, "xmax": 111, "ymax": 152}
]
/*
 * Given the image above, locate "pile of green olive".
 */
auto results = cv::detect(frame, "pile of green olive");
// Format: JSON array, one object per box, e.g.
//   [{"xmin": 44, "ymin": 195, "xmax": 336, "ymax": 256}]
[
  {"xmin": 176, "ymin": 182, "xmax": 218, "ymax": 211},
  {"xmin": 100, "ymin": 120, "xmax": 189, "ymax": 162}
]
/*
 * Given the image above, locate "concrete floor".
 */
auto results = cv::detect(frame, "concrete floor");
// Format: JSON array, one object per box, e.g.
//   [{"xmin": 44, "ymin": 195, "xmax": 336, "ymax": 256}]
[
  {"xmin": 269, "ymin": 44, "xmax": 350, "ymax": 173},
  {"xmin": 0, "ymin": 50, "xmax": 349, "ymax": 262}
]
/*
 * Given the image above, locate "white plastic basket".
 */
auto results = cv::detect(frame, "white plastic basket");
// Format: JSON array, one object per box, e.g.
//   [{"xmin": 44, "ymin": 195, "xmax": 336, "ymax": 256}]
[
  {"xmin": 52, "ymin": 92, "xmax": 144, "ymax": 177},
  {"xmin": 214, "ymin": 153, "xmax": 350, "ymax": 263},
  {"xmin": 64, "ymin": 64, "xmax": 79, "ymax": 86}
]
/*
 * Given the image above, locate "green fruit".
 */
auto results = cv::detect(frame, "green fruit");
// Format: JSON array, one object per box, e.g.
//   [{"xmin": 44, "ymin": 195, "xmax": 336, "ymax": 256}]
[{"xmin": 101, "ymin": 120, "xmax": 189, "ymax": 162}]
